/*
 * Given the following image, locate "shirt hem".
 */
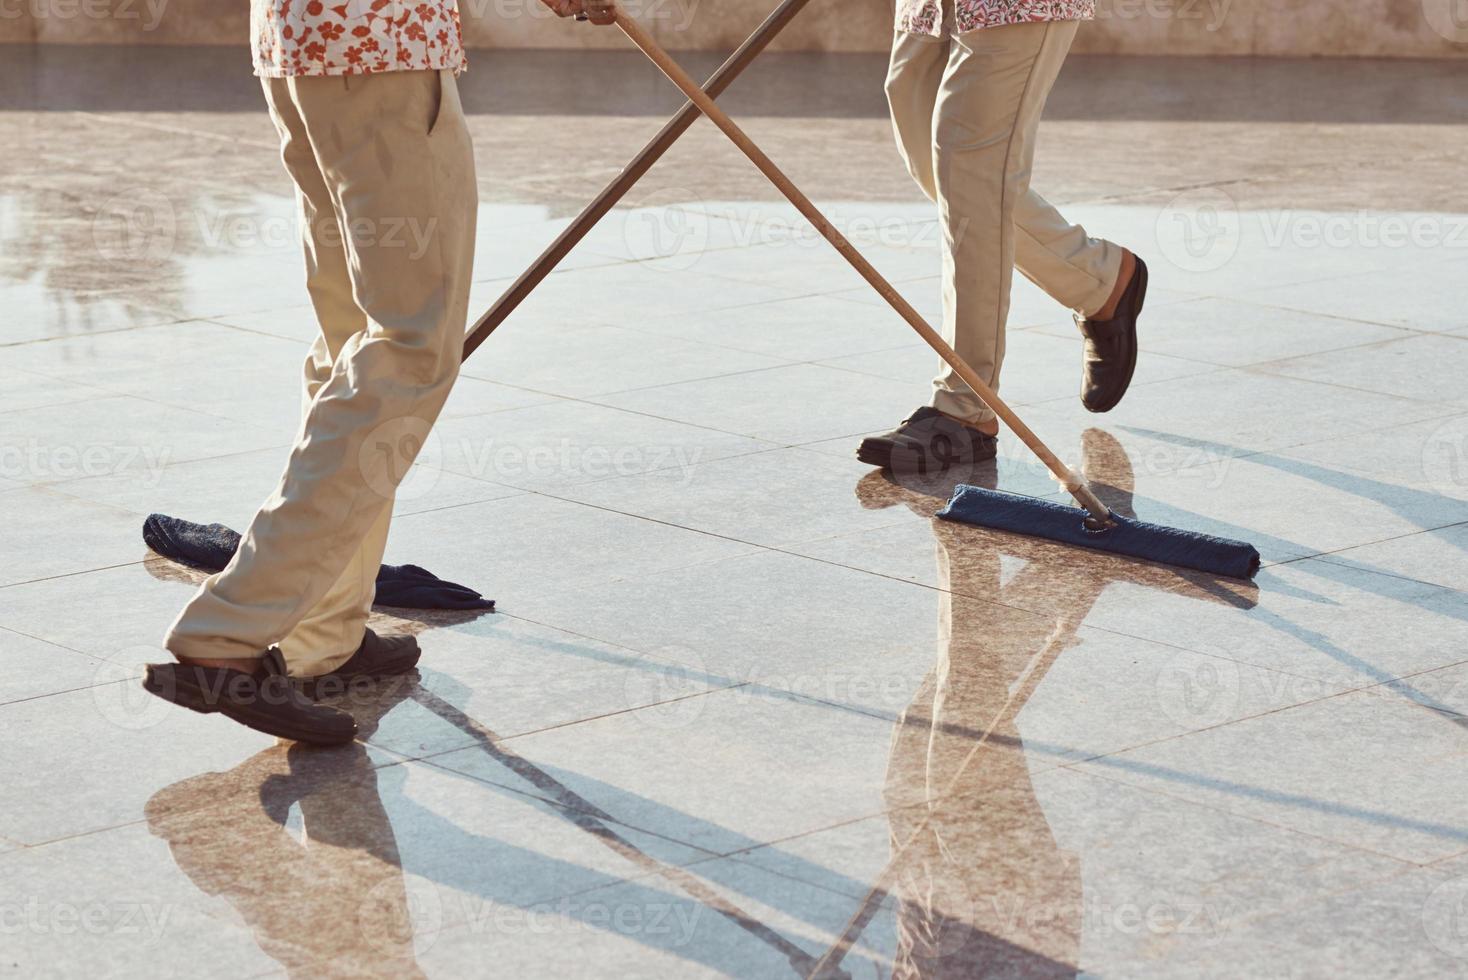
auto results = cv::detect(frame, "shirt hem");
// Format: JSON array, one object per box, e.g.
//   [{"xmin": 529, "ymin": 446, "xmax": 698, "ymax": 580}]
[
  {"xmin": 253, "ymin": 57, "xmax": 468, "ymax": 79},
  {"xmin": 897, "ymin": 2, "xmax": 1094, "ymax": 38}
]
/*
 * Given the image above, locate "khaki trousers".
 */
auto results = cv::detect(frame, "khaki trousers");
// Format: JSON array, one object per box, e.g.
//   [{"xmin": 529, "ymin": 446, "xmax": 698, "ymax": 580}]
[
  {"xmin": 886, "ymin": 21, "xmax": 1122, "ymax": 425},
  {"xmin": 165, "ymin": 68, "xmax": 478, "ymax": 675}
]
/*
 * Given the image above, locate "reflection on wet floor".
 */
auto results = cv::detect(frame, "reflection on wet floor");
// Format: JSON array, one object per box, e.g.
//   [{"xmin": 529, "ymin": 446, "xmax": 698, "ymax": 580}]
[{"xmin": 4, "ymin": 44, "xmax": 1468, "ymax": 979}]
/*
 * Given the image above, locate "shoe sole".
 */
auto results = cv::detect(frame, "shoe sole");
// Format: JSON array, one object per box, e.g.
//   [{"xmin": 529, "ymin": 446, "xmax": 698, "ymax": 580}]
[
  {"xmin": 856, "ymin": 438, "xmax": 894, "ymax": 470},
  {"xmin": 1084, "ymin": 260, "xmax": 1147, "ymax": 415},
  {"xmin": 142, "ymin": 667, "xmax": 357, "ymax": 746}
]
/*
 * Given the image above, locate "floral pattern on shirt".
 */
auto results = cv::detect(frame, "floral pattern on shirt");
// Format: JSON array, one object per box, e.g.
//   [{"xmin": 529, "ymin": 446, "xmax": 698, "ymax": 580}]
[
  {"xmin": 252, "ymin": 0, "xmax": 467, "ymax": 78},
  {"xmin": 897, "ymin": 0, "xmax": 1095, "ymax": 37}
]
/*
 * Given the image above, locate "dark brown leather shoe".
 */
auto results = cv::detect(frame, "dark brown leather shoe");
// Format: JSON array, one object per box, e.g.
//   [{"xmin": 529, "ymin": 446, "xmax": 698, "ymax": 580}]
[
  {"xmin": 857, "ymin": 406, "xmax": 998, "ymax": 475},
  {"xmin": 297, "ymin": 628, "xmax": 421, "ymax": 699},
  {"xmin": 141, "ymin": 648, "xmax": 357, "ymax": 746},
  {"xmin": 1077, "ymin": 256, "xmax": 1147, "ymax": 414}
]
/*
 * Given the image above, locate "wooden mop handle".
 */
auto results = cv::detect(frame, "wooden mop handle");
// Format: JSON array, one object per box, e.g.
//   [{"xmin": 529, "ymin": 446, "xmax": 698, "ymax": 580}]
[{"xmin": 610, "ymin": 8, "xmax": 1113, "ymax": 523}]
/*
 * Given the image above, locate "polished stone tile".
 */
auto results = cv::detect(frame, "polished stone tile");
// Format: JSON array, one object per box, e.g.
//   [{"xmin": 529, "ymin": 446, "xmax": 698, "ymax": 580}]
[
  {"xmin": 791, "ymin": 475, "xmax": 1468, "ymax": 692},
  {"xmin": 510, "ymin": 541, "xmax": 1328, "ymax": 762},
  {"xmin": 49, "ymin": 444, "xmax": 524, "ymax": 532},
  {"xmin": 471, "ymin": 260, "xmax": 805, "ymax": 334},
  {"xmin": 0, "ymin": 561, "xmax": 238, "ymax": 667},
  {"xmin": 593, "ymin": 362, "xmax": 928, "ymax": 446},
  {"xmin": 817, "ymin": 324, "xmax": 1220, "ymax": 408},
  {"xmin": 384, "ymin": 491, "xmax": 761, "ymax": 600},
  {"xmin": 1376, "ymin": 661, "xmax": 1468, "ymax": 716},
  {"xmin": 201, "ymin": 302, "xmax": 321, "ymax": 345},
  {"xmin": 1019, "ymin": 368, "xmax": 1447, "ymax": 478},
  {"xmin": 0, "ymin": 627, "xmax": 107, "ymax": 707},
  {"xmin": 427, "ymin": 398, "xmax": 775, "ymax": 494},
  {"xmin": 1273, "ymin": 412, "xmax": 1468, "ymax": 502},
  {"xmin": 1032, "ymin": 295, "xmax": 1411, "ymax": 368},
  {"xmin": 0, "ymin": 392, "xmax": 284, "ymax": 481},
  {"xmin": 0, "ymin": 753, "xmax": 709, "ymax": 977},
  {"xmin": 563, "ymin": 201, "xmax": 778, "ymax": 265},
  {"xmin": 0, "ymin": 822, "xmax": 281, "ymax": 978},
  {"xmin": 5, "ymin": 319, "xmax": 306, "ymax": 432},
  {"xmin": 1094, "ymin": 445, "xmax": 1468, "ymax": 564},
  {"xmin": 1075, "ymin": 558, "xmax": 1468, "ymax": 691},
  {"xmin": 826, "ymin": 275, "xmax": 943, "ymax": 326},
  {"xmin": 560, "ymin": 446, "xmax": 927, "ymax": 549},
  {"xmin": 1317, "ymin": 524, "xmax": 1468, "ymax": 594},
  {"xmin": 1, "ymin": 368, "xmax": 115, "ymax": 416},
  {"xmin": 139, "ymin": 251, "xmax": 318, "ymax": 324},
  {"xmin": 412, "ymin": 855, "xmax": 898, "ymax": 980},
  {"xmin": 618, "ymin": 293, "xmax": 921, "ymax": 363},
  {"xmin": 1189, "ymin": 859, "xmax": 1468, "ymax": 979},
  {"xmin": 1126, "ymin": 203, "xmax": 1431, "ymax": 298},
  {"xmin": 1236, "ymin": 252, "xmax": 1468, "ymax": 333},
  {"xmin": 204, "ymin": 307, "xmax": 557, "ymax": 417},
  {"xmin": 735, "ymin": 766, "xmax": 1408, "ymax": 976},
  {"xmin": 0, "ymin": 682, "xmax": 282, "ymax": 844},
  {"xmin": 641, "ymin": 234, "xmax": 905, "ymax": 299},
  {"xmin": 1073, "ymin": 685, "xmax": 1468, "ymax": 864},
  {"xmin": 0, "ymin": 280, "xmax": 186, "ymax": 345},
  {"xmin": 359, "ymin": 620, "xmax": 733, "ymax": 760},
  {"xmin": 428, "ymin": 686, "xmax": 904, "ymax": 855},
  {"xmin": 832, "ymin": 255, "xmax": 1207, "ymax": 334},
  {"xmin": 509, "ymin": 549, "xmax": 947, "ymax": 705},
  {"xmin": 459, "ymin": 292, "xmax": 791, "ymax": 400},
  {"xmin": 1257, "ymin": 332, "xmax": 1468, "ymax": 408},
  {"xmin": 469, "ymin": 213, "xmax": 627, "ymax": 281},
  {"xmin": 0, "ymin": 486, "xmax": 151, "ymax": 587}
]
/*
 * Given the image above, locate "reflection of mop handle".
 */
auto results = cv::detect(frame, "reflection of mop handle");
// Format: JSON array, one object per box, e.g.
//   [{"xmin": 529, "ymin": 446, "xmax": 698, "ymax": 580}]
[
  {"xmin": 409, "ymin": 688, "xmax": 834, "ymax": 978},
  {"xmin": 806, "ymin": 620, "xmax": 1077, "ymax": 979}
]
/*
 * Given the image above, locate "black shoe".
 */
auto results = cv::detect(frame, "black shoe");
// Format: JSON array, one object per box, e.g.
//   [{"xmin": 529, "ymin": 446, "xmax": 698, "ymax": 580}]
[
  {"xmin": 297, "ymin": 628, "xmax": 421, "ymax": 699},
  {"xmin": 142, "ymin": 648, "xmax": 357, "ymax": 746},
  {"xmin": 856, "ymin": 406, "xmax": 998, "ymax": 474},
  {"xmin": 1078, "ymin": 255, "xmax": 1147, "ymax": 413}
]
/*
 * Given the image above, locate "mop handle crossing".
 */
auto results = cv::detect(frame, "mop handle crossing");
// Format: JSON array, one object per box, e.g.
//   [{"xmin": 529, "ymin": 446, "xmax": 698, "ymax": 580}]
[
  {"xmin": 611, "ymin": 8, "xmax": 1115, "ymax": 525},
  {"xmin": 461, "ymin": 0, "xmax": 817, "ymax": 361}
]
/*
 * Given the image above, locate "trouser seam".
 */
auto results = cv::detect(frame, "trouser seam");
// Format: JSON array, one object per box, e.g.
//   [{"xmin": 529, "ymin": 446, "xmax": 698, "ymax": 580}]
[{"xmin": 988, "ymin": 24, "xmax": 1051, "ymax": 383}]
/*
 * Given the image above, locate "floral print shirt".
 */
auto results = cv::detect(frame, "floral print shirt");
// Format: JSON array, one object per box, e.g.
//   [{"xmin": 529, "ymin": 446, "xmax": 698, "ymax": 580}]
[
  {"xmin": 897, "ymin": 0, "xmax": 1095, "ymax": 37},
  {"xmin": 252, "ymin": 0, "xmax": 468, "ymax": 78}
]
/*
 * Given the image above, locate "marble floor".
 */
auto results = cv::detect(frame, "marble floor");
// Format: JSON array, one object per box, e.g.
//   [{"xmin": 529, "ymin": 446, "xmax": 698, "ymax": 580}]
[{"xmin": 3, "ymin": 45, "xmax": 1468, "ymax": 979}]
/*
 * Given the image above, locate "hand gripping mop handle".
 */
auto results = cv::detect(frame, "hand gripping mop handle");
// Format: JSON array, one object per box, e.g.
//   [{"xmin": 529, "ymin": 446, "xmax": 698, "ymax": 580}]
[{"xmin": 610, "ymin": 7, "xmax": 1116, "ymax": 527}]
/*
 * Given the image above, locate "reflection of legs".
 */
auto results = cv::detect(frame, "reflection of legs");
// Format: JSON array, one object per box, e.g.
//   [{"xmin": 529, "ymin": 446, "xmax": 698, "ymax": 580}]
[
  {"xmin": 882, "ymin": 526, "xmax": 1082, "ymax": 976},
  {"xmin": 165, "ymin": 69, "xmax": 477, "ymax": 676},
  {"xmin": 146, "ymin": 747, "xmax": 425, "ymax": 979}
]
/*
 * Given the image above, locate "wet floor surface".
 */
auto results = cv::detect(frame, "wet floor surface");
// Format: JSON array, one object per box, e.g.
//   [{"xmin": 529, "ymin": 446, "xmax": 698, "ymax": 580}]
[{"xmin": 2, "ymin": 46, "xmax": 1468, "ymax": 978}]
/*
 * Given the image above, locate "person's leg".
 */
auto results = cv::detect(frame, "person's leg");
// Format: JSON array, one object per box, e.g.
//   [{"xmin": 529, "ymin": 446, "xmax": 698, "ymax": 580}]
[
  {"xmin": 257, "ymin": 76, "xmax": 396, "ymax": 672},
  {"xmin": 1014, "ymin": 188, "xmax": 1125, "ymax": 319},
  {"xmin": 927, "ymin": 20, "xmax": 1081, "ymax": 430},
  {"xmin": 855, "ymin": 26, "xmax": 1004, "ymax": 476},
  {"xmin": 885, "ymin": 29, "xmax": 949, "ymax": 204},
  {"xmin": 164, "ymin": 68, "xmax": 477, "ymax": 675}
]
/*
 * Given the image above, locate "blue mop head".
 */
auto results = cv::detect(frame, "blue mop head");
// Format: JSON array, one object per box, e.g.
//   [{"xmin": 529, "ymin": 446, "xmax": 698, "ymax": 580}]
[{"xmin": 937, "ymin": 485, "xmax": 1261, "ymax": 580}]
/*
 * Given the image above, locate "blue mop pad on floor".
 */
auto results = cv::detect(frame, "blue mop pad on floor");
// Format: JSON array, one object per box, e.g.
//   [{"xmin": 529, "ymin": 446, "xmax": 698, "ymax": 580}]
[
  {"xmin": 938, "ymin": 485, "xmax": 1261, "ymax": 580},
  {"xmin": 142, "ymin": 514, "xmax": 495, "ymax": 611}
]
